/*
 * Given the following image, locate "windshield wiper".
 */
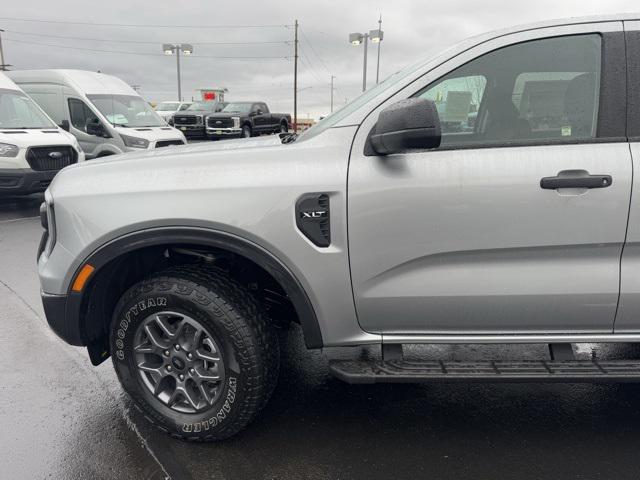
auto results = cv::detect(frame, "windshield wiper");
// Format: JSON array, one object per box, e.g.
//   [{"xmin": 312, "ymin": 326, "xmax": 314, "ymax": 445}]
[
  {"xmin": 2, "ymin": 126, "xmax": 45, "ymax": 129},
  {"xmin": 281, "ymin": 132, "xmax": 297, "ymax": 144}
]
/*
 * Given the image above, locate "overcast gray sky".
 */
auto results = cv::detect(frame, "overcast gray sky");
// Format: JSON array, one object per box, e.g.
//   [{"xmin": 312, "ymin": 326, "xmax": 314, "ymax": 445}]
[{"xmin": 2, "ymin": 0, "xmax": 639, "ymax": 117}]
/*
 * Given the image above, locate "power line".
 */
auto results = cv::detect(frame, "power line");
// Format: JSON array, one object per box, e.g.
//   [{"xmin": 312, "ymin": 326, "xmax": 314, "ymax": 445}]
[
  {"xmin": 0, "ymin": 17, "xmax": 292, "ymax": 29},
  {"xmin": 3, "ymin": 38, "xmax": 291, "ymax": 59},
  {"xmin": 298, "ymin": 53, "xmax": 324, "ymax": 84},
  {"xmin": 2, "ymin": 29, "xmax": 291, "ymax": 46},
  {"xmin": 299, "ymin": 27, "xmax": 332, "ymax": 76}
]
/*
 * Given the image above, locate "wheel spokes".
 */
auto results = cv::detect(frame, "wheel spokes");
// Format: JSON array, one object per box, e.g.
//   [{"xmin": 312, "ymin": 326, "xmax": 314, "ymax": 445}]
[
  {"xmin": 144, "ymin": 323, "xmax": 169, "ymax": 349},
  {"xmin": 133, "ymin": 311, "xmax": 225, "ymax": 414}
]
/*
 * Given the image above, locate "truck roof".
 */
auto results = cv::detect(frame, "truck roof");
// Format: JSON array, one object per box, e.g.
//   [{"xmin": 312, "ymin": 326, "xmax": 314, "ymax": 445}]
[
  {"xmin": 0, "ymin": 72, "xmax": 23, "ymax": 92},
  {"xmin": 458, "ymin": 13, "xmax": 640, "ymax": 48},
  {"xmin": 6, "ymin": 69, "xmax": 138, "ymax": 97}
]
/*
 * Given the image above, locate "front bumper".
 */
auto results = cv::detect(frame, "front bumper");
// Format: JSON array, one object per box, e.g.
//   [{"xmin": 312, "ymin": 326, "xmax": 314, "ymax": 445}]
[
  {"xmin": 0, "ymin": 168, "xmax": 58, "ymax": 195},
  {"xmin": 175, "ymin": 125, "xmax": 206, "ymax": 138},
  {"xmin": 206, "ymin": 127, "xmax": 243, "ymax": 138},
  {"xmin": 41, "ymin": 291, "xmax": 85, "ymax": 346}
]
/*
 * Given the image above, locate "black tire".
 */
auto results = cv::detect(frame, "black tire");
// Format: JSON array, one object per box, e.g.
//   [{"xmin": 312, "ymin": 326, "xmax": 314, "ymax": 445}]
[
  {"xmin": 279, "ymin": 122, "xmax": 288, "ymax": 133},
  {"xmin": 110, "ymin": 265, "xmax": 279, "ymax": 441},
  {"xmin": 241, "ymin": 125, "xmax": 252, "ymax": 138}
]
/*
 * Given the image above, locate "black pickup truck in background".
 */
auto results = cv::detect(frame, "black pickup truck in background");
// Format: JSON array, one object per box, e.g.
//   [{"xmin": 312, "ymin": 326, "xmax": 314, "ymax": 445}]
[
  {"xmin": 205, "ymin": 101, "xmax": 291, "ymax": 139},
  {"xmin": 171, "ymin": 101, "xmax": 227, "ymax": 138}
]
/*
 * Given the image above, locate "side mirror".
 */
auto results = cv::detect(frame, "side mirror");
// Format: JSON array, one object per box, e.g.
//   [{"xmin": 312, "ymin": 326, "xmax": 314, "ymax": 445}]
[
  {"xmin": 256, "ymin": 109, "xmax": 263, "ymax": 115},
  {"xmin": 368, "ymin": 98, "xmax": 441, "ymax": 156},
  {"xmin": 86, "ymin": 120, "xmax": 106, "ymax": 137},
  {"xmin": 59, "ymin": 120, "xmax": 70, "ymax": 132}
]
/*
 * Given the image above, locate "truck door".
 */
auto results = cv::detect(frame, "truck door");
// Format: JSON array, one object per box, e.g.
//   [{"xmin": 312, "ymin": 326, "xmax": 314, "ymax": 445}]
[
  {"xmin": 66, "ymin": 97, "xmax": 104, "ymax": 159},
  {"xmin": 614, "ymin": 23, "xmax": 640, "ymax": 332},
  {"xmin": 348, "ymin": 23, "xmax": 632, "ymax": 335},
  {"xmin": 252, "ymin": 103, "xmax": 269, "ymax": 133}
]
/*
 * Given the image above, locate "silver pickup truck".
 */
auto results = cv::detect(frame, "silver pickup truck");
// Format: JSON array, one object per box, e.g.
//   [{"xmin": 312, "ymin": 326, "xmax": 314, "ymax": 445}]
[{"xmin": 37, "ymin": 14, "xmax": 640, "ymax": 441}]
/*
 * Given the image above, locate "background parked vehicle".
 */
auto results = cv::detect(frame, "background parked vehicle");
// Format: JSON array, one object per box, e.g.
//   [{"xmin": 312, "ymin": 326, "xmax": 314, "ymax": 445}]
[
  {"xmin": 206, "ymin": 101, "xmax": 291, "ymax": 139},
  {"xmin": 0, "ymin": 72, "xmax": 84, "ymax": 196},
  {"xmin": 172, "ymin": 100, "xmax": 227, "ymax": 138},
  {"xmin": 155, "ymin": 101, "xmax": 193, "ymax": 122},
  {"xmin": 7, "ymin": 70, "xmax": 187, "ymax": 159}
]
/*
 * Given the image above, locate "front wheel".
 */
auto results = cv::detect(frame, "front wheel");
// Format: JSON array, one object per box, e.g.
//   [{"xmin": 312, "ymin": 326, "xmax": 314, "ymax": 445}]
[
  {"xmin": 278, "ymin": 123, "xmax": 288, "ymax": 134},
  {"xmin": 241, "ymin": 125, "xmax": 252, "ymax": 138},
  {"xmin": 110, "ymin": 266, "xmax": 279, "ymax": 441}
]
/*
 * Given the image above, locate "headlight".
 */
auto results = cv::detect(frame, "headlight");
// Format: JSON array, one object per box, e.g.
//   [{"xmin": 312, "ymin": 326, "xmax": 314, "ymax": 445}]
[
  {"xmin": 232, "ymin": 117, "xmax": 240, "ymax": 128},
  {"xmin": 121, "ymin": 134, "xmax": 149, "ymax": 149},
  {"xmin": 0, "ymin": 143, "xmax": 19, "ymax": 157},
  {"xmin": 40, "ymin": 190, "xmax": 56, "ymax": 258}
]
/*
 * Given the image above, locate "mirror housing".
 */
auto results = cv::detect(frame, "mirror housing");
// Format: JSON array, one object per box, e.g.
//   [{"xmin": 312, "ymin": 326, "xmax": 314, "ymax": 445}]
[
  {"xmin": 59, "ymin": 120, "xmax": 70, "ymax": 132},
  {"xmin": 368, "ymin": 98, "xmax": 441, "ymax": 156},
  {"xmin": 86, "ymin": 120, "xmax": 107, "ymax": 137}
]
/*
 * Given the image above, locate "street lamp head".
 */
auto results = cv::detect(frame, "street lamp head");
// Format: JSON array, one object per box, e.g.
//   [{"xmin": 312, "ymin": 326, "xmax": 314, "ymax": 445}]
[
  {"xmin": 162, "ymin": 44, "xmax": 175, "ymax": 55},
  {"xmin": 349, "ymin": 33, "xmax": 364, "ymax": 45},
  {"xmin": 181, "ymin": 44, "xmax": 194, "ymax": 55},
  {"xmin": 369, "ymin": 29, "xmax": 384, "ymax": 43}
]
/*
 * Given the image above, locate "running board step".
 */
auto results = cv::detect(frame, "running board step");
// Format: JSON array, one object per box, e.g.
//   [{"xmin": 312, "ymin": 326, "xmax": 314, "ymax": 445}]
[{"xmin": 329, "ymin": 359, "xmax": 640, "ymax": 384}]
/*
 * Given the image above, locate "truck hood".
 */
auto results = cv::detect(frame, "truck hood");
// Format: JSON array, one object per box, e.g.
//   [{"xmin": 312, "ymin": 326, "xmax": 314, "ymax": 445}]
[
  {"xmin": 112, "ymin": 125, "xmax": 185, "ymax": 143},
  {"xmin": 205, "ymin": 112, "xmax": 243, "ymax": 119},
  {"xmin": 173, "ymin": 110, "xmax": 211, "ymax": 116},
  {"xmin": 62, "ymin": 133, "xmax": 284, "ymax": 169},
  {"xmin": 0, "ymin": 128, "xmax": 77, "ymax": 148}
]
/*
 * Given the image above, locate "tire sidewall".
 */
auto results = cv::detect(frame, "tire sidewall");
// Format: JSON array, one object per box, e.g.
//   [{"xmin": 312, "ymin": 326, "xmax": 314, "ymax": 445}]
[
  {"xmin": 241, "ymin": 125, "xmax": 252, "ymax": 138},
  {"xmin": 110, "ymin": 284, "xmax": 250, "ymax": 439}
]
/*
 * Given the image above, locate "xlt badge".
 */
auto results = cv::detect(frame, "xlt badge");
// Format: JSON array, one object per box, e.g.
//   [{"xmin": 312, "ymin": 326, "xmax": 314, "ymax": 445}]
[{"xmin": 295, "ymin": 193, "xmax": 330, "ymax": 247}]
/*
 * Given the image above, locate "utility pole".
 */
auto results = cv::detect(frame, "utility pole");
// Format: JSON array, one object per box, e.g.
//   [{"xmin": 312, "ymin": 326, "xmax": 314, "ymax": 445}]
[
  {"xmin": 362, "ymin": 33, "xmax": 368, "ymax": 92},
  {"xmin": 375, "ymin": 14, "xmax": 382, "ymax": 84},
  {"xmin": 176, "ymin": 47, "xmax": 182, "ymax": 101},
  {"xmin": 0, "ymin": 29, "xmax": 8, "ymax": 71},
  {"xmin": 330, "ymin": 75, "xmax": 335, "ymax": 113},
  {"xmin": 293, "ymin": 19, "xmax": 298, "ymax": 132}
]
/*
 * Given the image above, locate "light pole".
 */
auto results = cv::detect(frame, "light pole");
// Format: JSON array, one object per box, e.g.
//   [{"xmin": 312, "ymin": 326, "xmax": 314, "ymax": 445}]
[
  {"xmin": 372, "ymin": 15, "xmax": 384, "ymax": 84},
  {"xmin": 349, "ymin": 24, "xmax": 384, "ymax": 92},
  {"xmin": 162, "ymin": 43, "xmax": 193, "ymax": 101},
  {"xmin": 330, "ymin": 75, "xmax": 336, "ymax": 113},
  {"xmin": 0, "ymin": 29, "xmax": 11, "ymax": 71}
]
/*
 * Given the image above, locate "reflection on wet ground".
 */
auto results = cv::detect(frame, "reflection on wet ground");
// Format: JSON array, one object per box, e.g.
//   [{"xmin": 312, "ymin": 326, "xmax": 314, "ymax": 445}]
[{"xmin": 2, "ymin": 194, "xmax": 640, "ymax": 479}]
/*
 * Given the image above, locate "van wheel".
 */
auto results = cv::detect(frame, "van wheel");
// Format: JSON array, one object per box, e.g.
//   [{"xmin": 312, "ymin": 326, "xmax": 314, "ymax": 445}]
[
  {"xmin": 110, "ymin": 266, "xmax": 279, "ymax": 441},
  {"xmin": 241, "ymin": 125, "xmax": 252, "ymax": 138}
]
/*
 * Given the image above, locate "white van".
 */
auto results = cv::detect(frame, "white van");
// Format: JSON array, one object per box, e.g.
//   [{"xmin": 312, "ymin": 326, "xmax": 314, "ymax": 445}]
[
  {"xmin": 155, "ymin": 101, "xmax": 193, "ymax": 122},
  {"xmin": 0, "ymin": 72, "xmax": 84, "ymax": 196},
  {"xmin": 7, "ymin": 70, "xmax": 187, "ymax": 159}
]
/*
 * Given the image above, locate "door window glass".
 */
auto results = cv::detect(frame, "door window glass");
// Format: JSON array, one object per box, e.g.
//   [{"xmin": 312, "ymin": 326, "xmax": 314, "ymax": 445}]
[
  {"xmin": 68, "ymin": 98, "xmax": 99, "ymax": 132},
  {"xmin": 416, "ymin": 34, "xmax": 602, "ymax": 147}
]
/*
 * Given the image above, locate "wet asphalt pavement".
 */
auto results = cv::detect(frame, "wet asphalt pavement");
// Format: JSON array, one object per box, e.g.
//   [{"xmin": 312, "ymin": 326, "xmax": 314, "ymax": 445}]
[{"xmin": 3, "ymin": 194, "xmax": 640, "ymax": 479}]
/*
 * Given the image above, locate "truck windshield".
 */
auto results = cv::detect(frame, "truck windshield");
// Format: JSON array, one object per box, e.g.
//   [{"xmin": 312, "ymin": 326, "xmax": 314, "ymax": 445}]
[
  {"xmin": 221, "ymin": 103, "xmax": 253, "ymax": 113},
  {"xmin": 0, "ymin": 89, "xmax": 56, "ymax": 129},
  {"xmin": 157, "ymin": 102, "xmax": 180, "ymax": 111},
  {"xmin": 186, "ymin": 101, "xmax": 222, "ymax": 112},
  {"xmin": 297, "ymin": 58, "xmax": 430, "ymax": 141},
  {"xmin": 88, "ymin": 94, "xmax": 165, "ymax": 128}
]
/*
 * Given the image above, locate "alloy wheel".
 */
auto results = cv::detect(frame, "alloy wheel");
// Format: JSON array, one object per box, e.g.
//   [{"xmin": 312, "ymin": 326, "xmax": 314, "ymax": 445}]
[{"xmin": 133, "ymin": 311, "xmax": 225, "ymax": 414}]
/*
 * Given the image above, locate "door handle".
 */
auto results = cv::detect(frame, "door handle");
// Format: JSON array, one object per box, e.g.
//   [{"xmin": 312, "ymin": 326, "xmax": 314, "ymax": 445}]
[{"xmin": 540, "ymin": 173, "xmax": 612, "ymax": 190}]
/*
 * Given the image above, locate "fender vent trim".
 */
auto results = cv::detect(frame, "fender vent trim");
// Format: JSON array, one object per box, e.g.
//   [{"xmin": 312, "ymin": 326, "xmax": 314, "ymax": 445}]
[{"xmin": 296, "ymin": 193, "xmax": 330, "ymax": 247}]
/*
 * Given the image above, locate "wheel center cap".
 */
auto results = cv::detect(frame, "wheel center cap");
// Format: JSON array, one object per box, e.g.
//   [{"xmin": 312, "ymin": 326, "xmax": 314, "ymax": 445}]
[{"xmin": 172, "ymin": 357, "xmax": 186, "ymax": 371}]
